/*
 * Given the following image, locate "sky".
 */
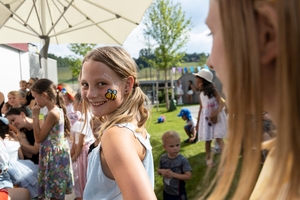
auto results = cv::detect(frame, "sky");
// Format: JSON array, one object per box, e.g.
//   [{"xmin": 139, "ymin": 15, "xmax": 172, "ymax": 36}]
[{"xmin": 42, "ymin": 0, "xmax": 212, "ymax": 59}]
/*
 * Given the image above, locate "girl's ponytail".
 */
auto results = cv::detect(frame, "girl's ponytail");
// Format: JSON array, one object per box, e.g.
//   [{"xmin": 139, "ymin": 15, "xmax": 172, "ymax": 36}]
[{"xmin": 56, "ymin": 89, "xmax": 71, "ymax": 138}]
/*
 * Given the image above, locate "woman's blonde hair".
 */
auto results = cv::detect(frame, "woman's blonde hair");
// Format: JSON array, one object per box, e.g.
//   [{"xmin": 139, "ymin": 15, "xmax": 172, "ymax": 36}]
[
  {"xmin": 79, "ymin": 46, "xmax": 150, "ymax": 139},
  {"xmin": 203, "ymin": 0, "xmax": 300, "ymax": 199}
]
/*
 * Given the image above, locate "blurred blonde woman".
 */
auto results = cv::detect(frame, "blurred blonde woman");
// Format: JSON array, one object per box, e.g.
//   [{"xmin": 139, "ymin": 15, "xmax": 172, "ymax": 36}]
[{"xmin": 201, "ymin": 0, "xmax": 300, "ymax": 199}]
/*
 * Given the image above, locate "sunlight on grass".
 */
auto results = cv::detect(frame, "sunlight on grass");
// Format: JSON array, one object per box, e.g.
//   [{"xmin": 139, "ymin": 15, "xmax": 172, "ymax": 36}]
[{"xmin": 147, "ymin": 104, "xmax": 223, "ymax": 200}]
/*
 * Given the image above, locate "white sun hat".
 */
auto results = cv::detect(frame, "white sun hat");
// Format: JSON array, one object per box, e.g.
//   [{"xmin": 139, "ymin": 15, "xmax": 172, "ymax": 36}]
[{"xmin": 193, "ymin": 69, "xmax": 213, "ymax": 83}]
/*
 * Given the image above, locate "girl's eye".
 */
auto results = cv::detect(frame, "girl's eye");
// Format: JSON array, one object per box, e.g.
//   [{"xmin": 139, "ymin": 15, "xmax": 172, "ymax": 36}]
[
  {"xmin": 98, "ymin": 82, "xmax": 105, "ymax": 86},
  {"xmin": 81, "ymin": 82, "xmax": 88, "ymax": 88},
  {"xmin": 207, "ymin": 31, "xmax": 212, "ymax": 36}
]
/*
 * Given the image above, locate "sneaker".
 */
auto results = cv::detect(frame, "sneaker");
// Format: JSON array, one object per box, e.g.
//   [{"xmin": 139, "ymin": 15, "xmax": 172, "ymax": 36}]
[
  {"xmin": 184, "ymin": 138, "xmax": 190, "ymax": 143},
  {"xmin": 214, "ymin": 148, "xmax": 221, "ymax": 154}
]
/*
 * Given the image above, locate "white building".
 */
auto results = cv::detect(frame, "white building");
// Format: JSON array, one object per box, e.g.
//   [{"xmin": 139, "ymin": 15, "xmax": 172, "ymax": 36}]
[{"xmin": 0, "ymin": 43, "xmax": 57, "ymax": 99}]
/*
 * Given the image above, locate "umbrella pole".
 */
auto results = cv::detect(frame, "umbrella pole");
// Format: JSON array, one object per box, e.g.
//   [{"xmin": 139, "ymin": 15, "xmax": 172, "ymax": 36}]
[{"xmin": 41, "ymin": 0, "xmax": 47, "ymax": 78}]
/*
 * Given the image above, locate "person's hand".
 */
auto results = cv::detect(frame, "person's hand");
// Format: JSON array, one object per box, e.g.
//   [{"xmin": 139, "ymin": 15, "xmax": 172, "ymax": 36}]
[
  {"xmin": 164, "ymin": 169, "xmax": 174, "ymax": 178},
  {"xmin": 160, "ymin": 169, "xmax": 170, "ymax": 177},
  {"xmin": 31, "ymin": 104, "xmax": 41, "ymax": 117},
  {"xmin": 72, "ymin": 155, "xmax": 77, "ymax": 162},
  {"xmin": 210, "ymin": 115, "xmax": 218, "ymax": 124}
]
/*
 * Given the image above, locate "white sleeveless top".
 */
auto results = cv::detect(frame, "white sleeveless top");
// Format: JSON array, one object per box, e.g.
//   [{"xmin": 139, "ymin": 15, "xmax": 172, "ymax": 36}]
[{"xmin": 83, "ymin": 123, "xmax": 154, "ymax": 200}]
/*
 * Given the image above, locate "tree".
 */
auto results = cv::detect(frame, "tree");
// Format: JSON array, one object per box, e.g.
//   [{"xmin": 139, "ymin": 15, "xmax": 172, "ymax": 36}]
[
  {"xmin": 143, "ymin": 0, "xmax": 192, "ymax": 109},
  {"xmin": 199, "ymin": 53, "xmax": 209, "ymax": 68},
  {"xmin": 67, "ymin": 44, "xmax": 97, "ymax": 78}
]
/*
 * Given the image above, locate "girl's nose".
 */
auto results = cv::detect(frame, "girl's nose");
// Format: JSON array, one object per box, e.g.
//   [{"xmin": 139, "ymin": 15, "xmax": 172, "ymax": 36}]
[
  {"xmin": 86, "ymin": 87, "xmax": 98, "ymax": 99},
  {"xmin": 206, "ymin": 56, "xmax": 214, "ymax": 70}
]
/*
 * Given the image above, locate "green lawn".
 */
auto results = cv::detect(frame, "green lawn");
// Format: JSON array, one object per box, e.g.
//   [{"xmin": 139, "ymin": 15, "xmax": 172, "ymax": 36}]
[{"xmin": 148, "ymin": 104, "xmax": 222, "ymax": 200}]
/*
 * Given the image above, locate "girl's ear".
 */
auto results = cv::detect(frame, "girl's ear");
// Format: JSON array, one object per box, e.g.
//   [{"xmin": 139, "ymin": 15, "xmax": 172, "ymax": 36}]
[
  {"xmin": 124, "ymin": 76, "xmax": 134, "ymax": 94},
  {"xmin": 42, "ymin": 92, "xmax": 48, "ymax": 99},
  {"xmin": 255, "ymin": 2, "xmax": 278, "ymax": 66}
]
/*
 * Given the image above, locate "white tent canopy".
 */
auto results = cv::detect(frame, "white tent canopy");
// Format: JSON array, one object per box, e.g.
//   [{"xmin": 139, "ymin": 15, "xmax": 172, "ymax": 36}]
[{"xmin": 0, "ymin": 0, "xmax": 152, "ymax": 77}]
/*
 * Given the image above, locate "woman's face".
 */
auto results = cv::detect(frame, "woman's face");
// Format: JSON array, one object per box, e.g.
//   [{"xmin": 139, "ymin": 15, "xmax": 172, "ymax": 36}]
[
  {"xmin": 80, "ymin": 60, "xmax": 127, "ymax": 118},
  {"xmin": 6, "ymin": 113, "xmax": 26, "ymax": 129},
  {"xmin": 206, "ymin": 0, "xmax": 229, "ymax": 96}
]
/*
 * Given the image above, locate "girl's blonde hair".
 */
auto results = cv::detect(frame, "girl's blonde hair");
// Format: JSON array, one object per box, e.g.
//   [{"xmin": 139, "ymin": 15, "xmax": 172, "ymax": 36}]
[
  {"xmin": 8, "ymin": 91, "xmax": 20, "ymax": 98},
  {"xmin": 79, "ymin": 46, "xmax": 150, "ymax": 139},
  {"xmin": 204, "ymin": 0, "xmax": 300, "ymax": 199}
]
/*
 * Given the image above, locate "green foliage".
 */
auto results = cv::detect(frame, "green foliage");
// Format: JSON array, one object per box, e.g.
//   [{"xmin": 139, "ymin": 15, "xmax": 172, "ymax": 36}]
[
  {"xmin": 144, "ymin": 0, "xmax": 192, "ymax": 70},
  {"xmin": 48, "ymin": 53, "xmax": 70, "ymax": 68},
  {"xmin": 68, "ymin": 56, "xmax": 82, "ymax": 78},
  {"xmin": 198, "ymin": 53, "xmax": 209, "ymax": 67},
  {"xmin": 66, "ymin": 43, "xmax": 97, "ymax": 77},
  {"xmin": 144, "ymin": 0, "xmax": 192, "ymax": 109},
  {"xmin": 67, "ymin": 44, "xmax": 97, "ymax": 57}
]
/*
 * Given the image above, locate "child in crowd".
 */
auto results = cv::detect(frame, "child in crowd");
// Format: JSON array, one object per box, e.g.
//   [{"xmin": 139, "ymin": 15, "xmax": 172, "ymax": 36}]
[
  {"xmin": 194, "ymin": 69, "xmax": 226, "ymax": 167},
  {"xmin": 3, "ymin": 126, "xmax": 38, "ymax": 198},
  {"xmin": 57, "ymin": 83, "xmax": 80, "ymax": 126},
  {"xmin": 158, "ymin": 131, "xmax": 192, "ymax": 200},
  {"xmin": 175, "ymin": 80, "xmax": 184, "ymax": 105},
  {"xmin": 5, "ymin": 107, "xmax": 40, "ymax": 165},
  {"xmin": 0, "ymin": 117, "xmax": 31, "ymax": 200},
  {"xmin": 71, "ymin": 92, "xmax": 94, "ymax": 200},
  {"xmin": 81, "ymin": 46, "xmax": 156, "ymax": 199},
  {"xmin": 18, "ymin": 80, "xmax": 28, "ymax": 105},
  {"xmin": 7, "ymin": 91, "xmax": 32, "ymax": 117},
  {"xmin": 88, "ymin": 116, "xmax": 101, "ymax": 155},
  {"xmin": 177, "ymin": 108, "xmax": 198, "ymax": 143},
  {"xmin": 1, "ymin": 102, "xmax": 12, "ymax": 116},
  {"xmin": 0, "ymin": 91, "xmax": 4, "ymax": 117},
  {"xmin": 186, "ymin": 80, "xmax": 195, "ymax": 104},
  {"xmin": 24, "ymin": 77, "xmax": 38, "ymax": 109},
  {"xmin": 31, "ymin": 78, "xmax": 73, "ymax": 199}
]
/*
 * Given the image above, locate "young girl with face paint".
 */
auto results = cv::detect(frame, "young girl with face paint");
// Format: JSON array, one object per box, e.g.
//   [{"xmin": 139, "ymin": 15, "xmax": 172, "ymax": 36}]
[
  {"xmin": 202, "ymin": 0, "xmax": 300, "ymax": 199},
  {"xmin": 80, "ymin": 46, "xmax": 156, "ymax": 200}
]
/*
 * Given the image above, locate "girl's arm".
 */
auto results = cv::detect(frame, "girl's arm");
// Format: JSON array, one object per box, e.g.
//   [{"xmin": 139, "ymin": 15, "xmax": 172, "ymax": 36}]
[
  {"xmin": 72, "ymin": 134, "xmax": 85, "ymax": 162},
  {"xmin": 102, "ymin": 126, "xmax": 157, "ymax": 200},
  {"xmin": 71, "ymin": 136, "xmax": 76, "ymax": 157},
  {"xmin": 210, "ymin": 90, "xmax": 224, "ymax": 122},
  {"xmin": 19, "ymin": 140, "xmax": 40, "ymax": 155},
  {"xmin": 196, "ymin": 99, "xmax": 202, "ymax": 131},
  {"xmin": 18, "ymin": 147, "xmax": 24, "ymax": 160},
  {"xmin": 32, "ymin": 107, "xmax": 58, "ymax": 143}
]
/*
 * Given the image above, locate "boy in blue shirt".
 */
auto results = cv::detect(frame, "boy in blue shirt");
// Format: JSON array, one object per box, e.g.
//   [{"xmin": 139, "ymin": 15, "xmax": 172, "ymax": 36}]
[{"xmin": 177, "ymin": 108, "xmax": 198, "ymax": 143}]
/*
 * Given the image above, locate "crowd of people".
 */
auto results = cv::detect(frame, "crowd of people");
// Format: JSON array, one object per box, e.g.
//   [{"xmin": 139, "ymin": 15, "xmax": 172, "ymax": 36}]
[{"xmin": 0, "ymin": 0, "xmax": 298, "ymax": 199}]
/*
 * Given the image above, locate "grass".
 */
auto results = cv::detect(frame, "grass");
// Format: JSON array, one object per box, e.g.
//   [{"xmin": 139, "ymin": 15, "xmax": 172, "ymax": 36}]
[{"xmin": 148, "ymin": 104, "xmax": 223, "ymax": 200}]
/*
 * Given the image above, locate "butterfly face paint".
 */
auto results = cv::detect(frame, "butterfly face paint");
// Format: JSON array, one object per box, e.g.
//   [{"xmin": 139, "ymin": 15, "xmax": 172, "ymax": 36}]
[{"xmin": 105, "ymin": 89, "xmax": 117, "ymax": 101}]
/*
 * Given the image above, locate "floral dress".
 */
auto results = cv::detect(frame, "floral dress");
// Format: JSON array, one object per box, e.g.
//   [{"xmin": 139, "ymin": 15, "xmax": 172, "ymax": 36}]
[
  {"xmin": 198, "ymin": 92, "xmax": 227, "ymax": 141},
  {"xmin": 38, "ymin": 107, "xmax": 73, "ymax": 199}
]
